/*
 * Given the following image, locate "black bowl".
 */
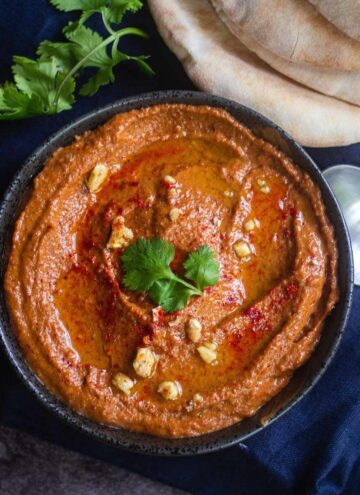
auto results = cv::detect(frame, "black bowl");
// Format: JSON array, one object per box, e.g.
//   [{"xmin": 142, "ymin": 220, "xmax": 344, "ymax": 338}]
[{"xmin": 0, "ymin": 90, "xmax": 353, "ymax": 455}]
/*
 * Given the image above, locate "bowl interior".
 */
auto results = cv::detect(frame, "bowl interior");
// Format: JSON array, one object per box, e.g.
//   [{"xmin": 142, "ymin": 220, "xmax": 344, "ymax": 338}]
[{"xmin": 0, "ymin": 90, "xmax": 353, "ymax": 455}]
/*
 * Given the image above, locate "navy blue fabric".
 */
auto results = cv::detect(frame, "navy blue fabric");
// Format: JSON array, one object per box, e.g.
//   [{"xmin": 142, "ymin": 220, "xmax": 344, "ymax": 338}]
[{"xmin": 1, "ymin": 2, "xmax": 359, "ymax": 494}]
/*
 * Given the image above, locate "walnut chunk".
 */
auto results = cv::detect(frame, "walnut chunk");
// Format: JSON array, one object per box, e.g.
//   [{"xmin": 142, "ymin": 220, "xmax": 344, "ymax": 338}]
[
  {"xmin": 107, "ymin": 216, "xmax": 134, "ymax": 249},
  {"xmin": 158, "ymin": 381, "xmax": 182, "ymax": 400},
  {"xmin": 112, "ymin": 372, "xmax": 134, "ymax": 395},
  {"xmin": 163, "ymin": 175, "xmax": 176, "ymax": 185},
  {"xmin": 187, "ymin": 318, "xmax": 202, "ymax": 343},
  {"xmin": 257, "ymin": 178, "xmax": 267, "ymax": 187},
  {"xmin": 260, "ymin": 186, "xmax": 271, "ymax": 193},
  {"xmin": 233, "ymin": 241, "xmax": 251, "ymax": 258},
  {"xmin": 244, "ymin": 218, "xmax": 260, "ymax": 232},
  {"xmin": 197, "ymin": 345, "xmax": 217, "ymax": 364},
  {"xmin": 256, "ymin": 178, "xmax": 270, "ymax": 193},
  {"xmin": 86, "ymin": 164, "xmax": 108, "ymax": 193},
  {"xmin": 204, "ymin": 342, "xmax": 217, "ymax": 351},
  {"xmin": 169, "ymin": 208, "xmax": 181, "ymax": 221},
  {"xmin": 133, "ymin": 347, "xmax": 157, "ymax": 378}
]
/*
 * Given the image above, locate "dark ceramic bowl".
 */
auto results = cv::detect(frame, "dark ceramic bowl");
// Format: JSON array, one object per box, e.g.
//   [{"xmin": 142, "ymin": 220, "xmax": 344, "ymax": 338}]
[{"xmin": 0, "ymin": 91, "xmax": 353, "ymax": 455}]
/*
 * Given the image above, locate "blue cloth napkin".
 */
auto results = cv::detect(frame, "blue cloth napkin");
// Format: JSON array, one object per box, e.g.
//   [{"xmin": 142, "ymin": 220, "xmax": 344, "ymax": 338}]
[{"xmin": 1, "ymin": 2, "xmax": 360, "ymax": 493}]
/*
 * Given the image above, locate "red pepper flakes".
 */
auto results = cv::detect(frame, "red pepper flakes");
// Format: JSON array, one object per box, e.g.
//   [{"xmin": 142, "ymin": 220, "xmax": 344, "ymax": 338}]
[
  {"xmin": 85, "ymin": 208, "xmax": 96, "ymax": 221},
  {"xmin": 152, "ymin": 307, "xmax": 166, "ymax": 327},
  {"xmin": 70, "ymin": 263, "xmax": 91, "ymax": 277},
  {"xmin": 244, "ymin": 306, "xmax": 262, "ymax": 324},
  {"xmin": 285, "ymin": 283, "xmax": 299, "ymax": 300},
  {"xmin": 161, "ymin": 179, "xmax": 176, "ymax": 190},
  {"xmin": 223, "ymin": 294, "xmax": 240, "ymax": 305},
  {"xmin": 103, "ymin": 203, "xmax": 123, "ymax": 223},
  {"xmin": 80, "ymin": 238, "xmax": 98, "ymax": 250},
  {"xmin": 133, "ymin": 323, "xmax": 149, "ymax": 339},
  {"xmin": 283, "ymin": 227, "xmax": 293, "ymax": 239},
  {"xmin": 130, "ymin": 193, "xmax": 150, "ymax": 210},
  {"xmin": 280, "ymin": 204, "xmax": 297, "ymax": 221},
  {"xmin": 141, "ymin": 384, "xmax": 152, "ymax": 398},
  {"xmin": 103, "ymin": 331, "xmax": 114, "ymax": 343}
]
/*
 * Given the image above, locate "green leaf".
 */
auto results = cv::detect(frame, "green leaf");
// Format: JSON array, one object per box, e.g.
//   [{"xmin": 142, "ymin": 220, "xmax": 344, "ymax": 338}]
[
  {"xmin": 64, "ymin": 23, "xmax": 112, "ymax": 68},
  {"xmin": 50, "ymin": 0, "xmax": 106, "ymax": 12},
  {"xmin": 121, "ymin": 237, "xmax": 175, "ymax": 292},
  {"xmin": 149, "ymin": 280, "xmax": 196, "ymax": 313},
  {"xmin": 62, "ymin": 23, "xmax": 118, "ymax": 95},
  {"xmin": 79, "ymin": 66, "xmax": 114, "ymax": 95},
  {"xmin": 121, "ymin": 237, "xmax": 220, "ymax": 313},
  {"xmin": 103, "ymin": 0, "xmax": 143, "ymax": 24},
  {"xmin": 37, "ymin": 41, "xmax": 77, "ymax": 72},
  {"xmin": 11, "ymin": 57, "xmax": 75, "ymax": 114},
  {"xmin": 50, "ymin": 0, "xmax": 143, "ymax": 25},
  {"xmin": 0, "ymin": 0, "xmax": 151, "ymax": 120},
  {"xmin": 0, "ymin": 83, "xmax": 45, "ymax": 119},
  {"xmin": 183, "ymin": 245, "xmax": 220, "ymax": 291}
]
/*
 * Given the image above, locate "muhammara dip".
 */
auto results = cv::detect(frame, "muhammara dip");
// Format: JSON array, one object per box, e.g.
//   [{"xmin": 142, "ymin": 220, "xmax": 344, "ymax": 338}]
[{"xmin": 5, "ymin": 105, "xmax": 338, "ymax": 437}]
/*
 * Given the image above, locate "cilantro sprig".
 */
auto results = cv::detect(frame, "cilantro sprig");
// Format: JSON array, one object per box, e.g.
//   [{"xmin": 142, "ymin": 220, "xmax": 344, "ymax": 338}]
[
  {"xmin": 0, "ymin": 0, "xmax": 153, "ymax": 120},
  {"xmin": 121, "ymin": 238, "xmax": 220, "ymax": 313}
]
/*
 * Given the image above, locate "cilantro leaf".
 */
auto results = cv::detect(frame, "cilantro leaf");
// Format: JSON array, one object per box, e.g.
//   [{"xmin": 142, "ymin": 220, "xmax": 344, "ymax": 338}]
[
  {"xmin": 49, "ymin": 0, "xmax": 106, "ymax": 11},
  {"xmin": 13, "ymin": 57, "xmax": 75, "ymax": 111},
  {"xmin": 0, "ymin": 83, "xmax": 45, "ymax": 120},
  {"xmin": 121, "ymin": 238, "xmax": 220, "ymax": 313},
  {"xmin": 102, "ymin": 0, "xmax": 143, "ymax": 24},
  {"xmin": 184, "ymin": 245, "xmax": 220, "ymax": 292},
  {"xmin": 63, "ymin": 23, "xmax": 111, "ymax": 67},
  {"xmin": 122, "ymin": 237, "xmax": 175, "ymax": 292},
  {"xmin": 0, "ymin": 0, "xmax": 152, "ymax": 120},
  {"xmin": 37, "ymin": 41, "xmax": 77, "ymax": 71},
  {"xmin": 50, "ymin": 0, "xmax": 143, "ymax": 25},
  {"xmin": 149, "ymin": 280, "xmax": 196, "ymax": 313}
]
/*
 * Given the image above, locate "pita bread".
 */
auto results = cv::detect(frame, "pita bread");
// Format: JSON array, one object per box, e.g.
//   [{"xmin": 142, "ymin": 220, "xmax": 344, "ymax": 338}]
[
  {"xmin": 309, "ymin": 0, "xmax": 360, "ymax": 41},
  {"xmin": 148, "ymin": 0, "xmax": 360, "ymax": 147},
  {"xmin": 223, "ymin": 21, "xmax": 360, "ymax": 105},
  {"xmin": 209, "ymin": 0, "xmax": 360, "ymax": 72}
]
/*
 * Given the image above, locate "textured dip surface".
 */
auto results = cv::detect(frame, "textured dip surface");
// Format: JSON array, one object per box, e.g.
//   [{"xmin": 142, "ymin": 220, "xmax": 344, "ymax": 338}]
[{"xmin": 5, "ymin": 105, "xmax": 338, "ymax": 437}]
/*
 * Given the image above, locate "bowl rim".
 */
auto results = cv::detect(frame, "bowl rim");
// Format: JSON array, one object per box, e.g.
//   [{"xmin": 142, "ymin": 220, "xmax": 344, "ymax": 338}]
[{"xmin": 0, "ymin": 90, "xmax": 354, "ymax": 456}]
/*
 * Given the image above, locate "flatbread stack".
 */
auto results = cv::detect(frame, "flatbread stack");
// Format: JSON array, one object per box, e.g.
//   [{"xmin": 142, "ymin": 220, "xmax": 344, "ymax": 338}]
[{"xmin": 148, "ymin": 0, "xmax": 360, "ymax": 147}]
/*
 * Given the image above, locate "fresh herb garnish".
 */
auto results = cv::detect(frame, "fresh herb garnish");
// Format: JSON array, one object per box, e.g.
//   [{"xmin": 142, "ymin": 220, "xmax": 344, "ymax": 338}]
[
  {"xmin": 0, "ymin": 0, "xmax": 153, "ymax": 120},
  {"xmin": 121, "ymin": 238, "xmax": 220, "ymax": 313}
]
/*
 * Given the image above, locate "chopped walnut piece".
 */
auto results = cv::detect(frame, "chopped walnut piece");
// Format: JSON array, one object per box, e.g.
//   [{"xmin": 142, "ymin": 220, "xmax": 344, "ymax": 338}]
[
  {"xmin": 260, "ymin": 185, "xmax": 271, "ymax": 193},
  {"xmin": 256, "ymin": 178, "xmax": 270, "ymax": 193},
  {"xmin": 257, "ymin": 178, "xmax": 267, "ymax": 187},
  {"xmin": 244, "ymin": 218, "xmax": 260, "ymax": 232},
  {"xmin": 112, "ymin": 372, "xmax": 134, "ymax": 395},
  {"xmin": 187, "ymin": 318, "xmax": 202, "ymax": 343},
  {"xmin": 233, "ymin": 241, "xmax": 252, "ymax": 258},
  {"xmin": 212, "ymin": 217, "xmax": 221, "ymax": 227},
  {"xmin": 163, "ymin": 175, "xmax": 176, "ymax": 185},
  {"xmin": 197, "ymin": 345, "xmax": 217, "ymax": 364},
  {"xmin": 169, "ymin": 207, "xmax": 181, "ymax": 221},
  {"xmin": 86, "ymin": 164, "xmax": 108, "ymax": 193},
  {"xmin": 133, "ymin": 347, "xmax": 157, "ymax": 378},
  {"xmin": 107, "ymin": 216, "xmax": 134, "ymax": 249},
  {"xmin": 158, "ymin": 381, "xmax": 182, "ymax": 400},
  {"xmin": 204, "ymin": 342, "xmax": 217, "ymax": 351}
]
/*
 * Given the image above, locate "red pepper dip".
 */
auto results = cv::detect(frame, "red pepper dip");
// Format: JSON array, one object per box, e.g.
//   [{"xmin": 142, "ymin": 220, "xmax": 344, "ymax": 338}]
[{"xmin": 5, "ymin": 105, "xmax": 338, "ymax": 437}]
